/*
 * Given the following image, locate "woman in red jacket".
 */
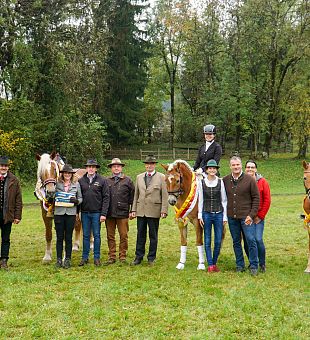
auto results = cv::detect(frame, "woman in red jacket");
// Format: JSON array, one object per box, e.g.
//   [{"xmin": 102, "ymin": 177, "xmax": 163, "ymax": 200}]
[{"xmin": 245, "ymin": 160, "xmax": 271, "ymax": 272}]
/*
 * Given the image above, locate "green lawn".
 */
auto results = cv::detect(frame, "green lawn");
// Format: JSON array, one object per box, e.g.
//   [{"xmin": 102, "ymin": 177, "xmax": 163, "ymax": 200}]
[{"xmin": 1, "ymin": 155, "xmax": 309, "ymax": 339}]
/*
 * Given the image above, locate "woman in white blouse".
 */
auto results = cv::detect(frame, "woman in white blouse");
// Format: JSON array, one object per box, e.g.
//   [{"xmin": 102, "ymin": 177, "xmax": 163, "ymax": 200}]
[{"xmin": 198, "ymin": 159, "xmax": 227, "ymax": 273}]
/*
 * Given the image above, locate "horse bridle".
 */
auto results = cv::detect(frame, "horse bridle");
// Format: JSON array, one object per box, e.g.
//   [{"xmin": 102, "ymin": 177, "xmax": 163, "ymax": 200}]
[
  {"xmin": 41, "ymin": 160, "xmax": 59, "ymax": 189},
  {"xmin": 167, "ymin": 172, "xmax": 184, "ymax": 198},
  {"xmin": 42, "ymin": 178, "xmax": 57, "ymax": 187},
  {"xmin": 304, "ymin": 170, "xmax": 310, "ymax": 199}
]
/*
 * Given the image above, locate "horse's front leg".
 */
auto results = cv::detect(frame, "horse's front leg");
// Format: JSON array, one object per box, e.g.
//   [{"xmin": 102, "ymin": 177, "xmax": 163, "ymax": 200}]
[
  {"xmin": 73, "ymin": 214, "xmax": 82, "ymax": 251},
  {"xmin": 41, "ymin": 206, "xmax": 53, "ymax": 263},
  {"xmin": 176, "ymin": 220, "xmax": 187, "ymax": 270},
  {"xmin": 195, "ymin": 218, "xmax": 205, "ymax": 270},
  {"xmin": 305, "ymin": 228, "xmax": 310, "ymax": 274}
]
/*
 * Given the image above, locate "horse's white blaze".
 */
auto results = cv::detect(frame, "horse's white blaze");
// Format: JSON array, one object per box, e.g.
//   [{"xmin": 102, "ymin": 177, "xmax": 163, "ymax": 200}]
[{"xmin": 168, "ymin": 174, "xmax": 174, "ymax": 183}]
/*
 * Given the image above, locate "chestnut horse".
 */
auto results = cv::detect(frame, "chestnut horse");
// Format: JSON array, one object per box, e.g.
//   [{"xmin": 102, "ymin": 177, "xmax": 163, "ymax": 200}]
[
  {"xmin": 302, "ymin": 160, "xmax": 310, "ymax": 274},
  {"xmin": 162, "ymin": 160, "xmax": 205, "ymax": 270},
  {"xmin": 35, "ymin": 152, "xmax": 85, "ymax": 263}
]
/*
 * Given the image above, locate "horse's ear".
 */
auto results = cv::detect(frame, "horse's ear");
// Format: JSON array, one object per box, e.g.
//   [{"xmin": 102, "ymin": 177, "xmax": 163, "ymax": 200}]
[
  {"xmin": 35, "ymin": 154, "xmax": 41, "ymax": 161},
  {"xmin": 50, "ymin": 151, "xmax": 56, "ymax": 160},
  {"xmin": 161, "ymin": 163, "xmax": 168, "ymax": 171},
  {"xmin": 302, "ymin": 160, "xmax": 308, "ymax": 170}
]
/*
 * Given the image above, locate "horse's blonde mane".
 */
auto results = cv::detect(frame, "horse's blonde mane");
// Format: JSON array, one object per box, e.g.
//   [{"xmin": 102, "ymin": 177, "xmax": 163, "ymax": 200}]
[
  {"xmin": 37, "ymin": 153, "xmax": 52, "ymax": 178},
  {"xmin": 168, "ymin": 159, "xmax": 193, "ymax": 173}
]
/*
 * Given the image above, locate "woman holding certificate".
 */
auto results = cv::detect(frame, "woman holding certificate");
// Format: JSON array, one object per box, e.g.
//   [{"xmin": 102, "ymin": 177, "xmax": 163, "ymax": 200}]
[{"xmin": 54, "ymin": 164, "xmax": 82, "ymax": 268}]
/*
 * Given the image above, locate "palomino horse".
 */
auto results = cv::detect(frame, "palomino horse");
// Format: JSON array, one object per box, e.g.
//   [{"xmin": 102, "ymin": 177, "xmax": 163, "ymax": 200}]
[
  {"xmin": 35, "ymin": 152, "xmax": 85, "ymax": 262},
  {"xmin": 302, "ymin": 160, "xmax": 310, "ymax": 274},
  {"xmin": 162, "ymin": 160, "xmax": 205, "ymax": 270}
]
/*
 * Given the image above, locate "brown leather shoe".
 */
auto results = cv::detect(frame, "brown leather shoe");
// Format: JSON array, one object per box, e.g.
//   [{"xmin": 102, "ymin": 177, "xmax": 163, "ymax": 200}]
[
  {"xmin": 94, "ymin": 259, "xmax": 101, "ymax": 266},
  {"xmin": 1, "ymin": 259, "xmax": 8, "ymax": 270},
  {"xmin": 103, "ymin": 258, "xmax": 116, "ymax": 266},
  {"xmin": 78, "ymin": 259, "xmax": 89, "ymax": 267}
]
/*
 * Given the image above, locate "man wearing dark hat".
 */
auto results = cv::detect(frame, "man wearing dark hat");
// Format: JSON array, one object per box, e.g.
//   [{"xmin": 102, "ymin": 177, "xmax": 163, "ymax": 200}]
[
  {"xmin": 104, "ymin": 158, "xmax": 135, "ymax": 265},
  {"xmin": 78, "ymin": 159, "xmax": 110, "ymax": 266},
  {"xmin": 131, "ymin": 155, "xmax": 168, "ymax": 266},
  {"xmin": 0, "ymin": 156, "xmax": 22, "ymax": 270}
]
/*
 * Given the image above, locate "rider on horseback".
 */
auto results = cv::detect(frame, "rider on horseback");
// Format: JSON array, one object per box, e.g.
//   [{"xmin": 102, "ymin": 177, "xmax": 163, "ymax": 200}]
[{"xmin": 193, "ymin": 124, "xmax": 222, "ymax": 173}]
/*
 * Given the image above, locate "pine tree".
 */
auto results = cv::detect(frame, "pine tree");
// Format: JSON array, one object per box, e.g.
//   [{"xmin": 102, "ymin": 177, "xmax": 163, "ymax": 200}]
[{"xmin": 95, "ymin": 0, "xmax": 149, "ymax": 145}]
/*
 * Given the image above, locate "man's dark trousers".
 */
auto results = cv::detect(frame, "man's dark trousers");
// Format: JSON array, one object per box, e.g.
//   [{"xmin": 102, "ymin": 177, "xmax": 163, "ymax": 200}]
[{"xmin": 135, "ymin": 216, "xmax": 160, "ymax": 262}]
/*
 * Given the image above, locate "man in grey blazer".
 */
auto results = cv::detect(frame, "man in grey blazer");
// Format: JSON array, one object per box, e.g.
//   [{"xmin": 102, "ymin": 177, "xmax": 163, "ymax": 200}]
[{"xmin": 131, "ymin": 155, "xmax": 168, "ymax": 265}]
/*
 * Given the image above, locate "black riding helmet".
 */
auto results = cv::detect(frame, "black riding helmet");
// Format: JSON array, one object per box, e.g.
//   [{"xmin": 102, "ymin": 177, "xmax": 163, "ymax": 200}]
[{"xmin": 203, "ymin": 124, "xmax": 216, "ymax": 134}]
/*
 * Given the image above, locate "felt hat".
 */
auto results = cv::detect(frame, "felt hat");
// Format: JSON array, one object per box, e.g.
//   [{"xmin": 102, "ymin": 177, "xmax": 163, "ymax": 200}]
[
  {"xmin": 205, "ymin": 159, "xmax": 220, "ymax": 168},
  {"xmin": 143, "ymin": 155, "xmax": 158, "ymax": 163},
  {"xmin": 0, "ymin": 156, "xmax": 9, "ymax": 165},
  {"xmin": 84, "ymin": 159, "xmax": 100, "ymax": 168},
  {"xmin": 60, "ymin": 164, "xmax": 76, "ymax": 173},
  {"xmin": 108, "ymin": 158, "xmax": 125, "ymax": 168}
]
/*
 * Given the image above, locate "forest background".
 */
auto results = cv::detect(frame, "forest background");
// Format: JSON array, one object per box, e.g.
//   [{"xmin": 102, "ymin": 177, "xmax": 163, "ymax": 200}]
[{"xmin": 0, "ymin": 0, "xmax": 309, "ymax": 179}]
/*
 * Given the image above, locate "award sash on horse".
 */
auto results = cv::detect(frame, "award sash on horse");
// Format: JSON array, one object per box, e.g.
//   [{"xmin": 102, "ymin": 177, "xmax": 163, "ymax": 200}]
[{"xmin": 174, "ymin": 172, "xmax": 198, "ymax": 220}]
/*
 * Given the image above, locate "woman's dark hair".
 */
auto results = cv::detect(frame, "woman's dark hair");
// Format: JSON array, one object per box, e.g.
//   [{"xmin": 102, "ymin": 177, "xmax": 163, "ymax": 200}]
[{"xmin": 245, "ymin": 160, "xmax": 258, "ymax": 169}]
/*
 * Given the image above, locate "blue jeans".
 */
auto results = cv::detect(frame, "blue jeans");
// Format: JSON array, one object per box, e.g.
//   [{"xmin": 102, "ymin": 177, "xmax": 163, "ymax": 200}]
[
  {"xmin": 255, "ymin": 220, "xmax": 265, "ymax": 266},
  {"xmin": 81, "ymin": 212, "xmax": 101, "ymax": 260},
  {"xmin": 228, "ymin": 217, "xmax": 258, "ymax": 269},
  {"xmin": 243, "ymin": 220, "xmax": 266, "ymax": 267},
  {"xmin": 202, "ymin": 212, "xmax": 223, "ymax": 266}
]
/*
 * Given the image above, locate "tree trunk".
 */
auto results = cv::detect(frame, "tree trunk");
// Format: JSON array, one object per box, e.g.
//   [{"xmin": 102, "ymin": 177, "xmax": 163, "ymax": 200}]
[
  {"xmin": 170, "ymin": 81, "xmax": 175, "ymax": 149},
  {"xmin": 235, "ymin": 111, "xmax": 241, "ymax": 151},
  {"xmin": 297, "ymin": 136, "xmax": 308, "ymax": 159}
]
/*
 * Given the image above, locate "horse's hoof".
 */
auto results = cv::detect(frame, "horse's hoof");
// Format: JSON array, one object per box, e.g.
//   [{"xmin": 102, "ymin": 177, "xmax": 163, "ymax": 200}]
[
  {"xmin": 304, "ymin": 268, "xmax": 310, "ymax": 274},
  {"xmin": 197, "ymin": 263, "xmax": 206, "ymax": 270},
  {"xmin": 176, "ymin": 263, "xmax": 185, "ymax": 270},
  {"xmin": 42, "ymin": 258, "xmax": 52, "ymax": 264}
]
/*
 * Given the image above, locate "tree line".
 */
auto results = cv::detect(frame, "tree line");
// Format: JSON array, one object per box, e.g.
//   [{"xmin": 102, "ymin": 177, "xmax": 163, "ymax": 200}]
[{"xmin": 0, "ymin": 0, "xmax": 309, "ymax": 177}]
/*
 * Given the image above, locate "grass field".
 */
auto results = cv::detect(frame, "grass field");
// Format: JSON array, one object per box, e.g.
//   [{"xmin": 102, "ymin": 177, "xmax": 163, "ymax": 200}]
[{"xmin": 0, "ymin": 155, "xmax": 309, "ymax": 339}]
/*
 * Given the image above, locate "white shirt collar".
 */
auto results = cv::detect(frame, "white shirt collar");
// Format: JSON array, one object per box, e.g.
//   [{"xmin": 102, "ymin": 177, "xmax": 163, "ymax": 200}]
[
  {"xmin": 145, "ymin": 170, "xmax": 156, "ymax": 177},
  {"xmin": 87, "ymin": 173, "xmax": 96, "ymax": 183},
  {"xmin": 232, "ymin": 171, "xmax": 243, "ymax": 180},
  {"xmin": 204, "ymin": 176, "xmax": 219, "ymax": 186},
  {"xmin": 205, "ymin": 140, "xmax": 214, "ymax": 151}
]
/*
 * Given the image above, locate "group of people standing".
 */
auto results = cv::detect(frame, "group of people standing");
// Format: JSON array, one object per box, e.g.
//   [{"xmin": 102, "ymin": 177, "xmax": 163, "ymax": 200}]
[
  {"xmin": 53, "ymin": 156, "xmax": 168, "ymax": 269},
  {"xmin": 0, "ymin": 124, "xmax": 271, "ymax": 274},
  {"xmin": 196, "ymin": 125, "xmax": 271, "ymax": 275}
]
